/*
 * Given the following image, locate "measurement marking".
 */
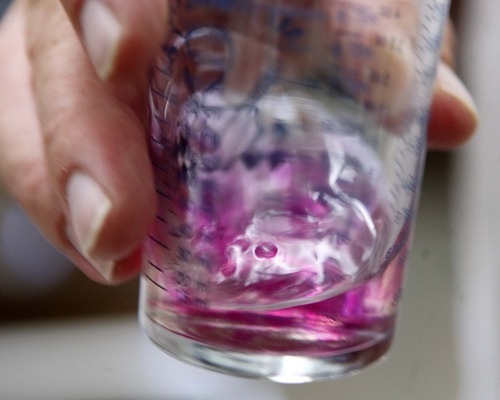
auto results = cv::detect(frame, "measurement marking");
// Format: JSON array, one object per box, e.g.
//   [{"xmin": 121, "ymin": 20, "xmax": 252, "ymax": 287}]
[
  {"xmin": 147, "ymin": 260, "xmax": 164, "ymax": 273},
  {"xmin": 144, "ymin": 273, "xmax": 168, "ymax": 292},
  {"xmin": 150, "ymin": 86, "xmax": 179, "ymax": 102},
  {"xmin": 152, "ymin": 161, "xmax": 167, "ymax": 172},
  {"xmin": 395, "ymin": 158, "xmax": 404, "ymax": 172},
  {"xmin": 148, "ymin": 234, "xmax": 170, "ymax": 250},
  {"xmin": 152, "ymin": 112, "xmax": 168, "ymax": 123},
  {"xmin": 150, "ymin": 86, "xmax": 169, "ymax": 99},
  {"xmin": 152, "ymin": 64, "xmax": 170, "ymax": 74},
  {"xmin": 156, "ymin": 188, "xmax": 173, "ymax": 200},
  {"xmin": 153, "ymin": 113, "xmax": 174, "ymax": 126},
  {"xmin": 150, "ymin": 135, "xmax": 163, "ymax": 145},
  {"xmin": 156, "ymin": 214, "xmax": 168, "ymax": 224}
]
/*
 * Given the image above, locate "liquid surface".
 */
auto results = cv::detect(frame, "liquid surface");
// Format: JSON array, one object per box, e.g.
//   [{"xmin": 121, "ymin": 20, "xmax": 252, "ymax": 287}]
[{"xmin": 148, "ymin": 88, "xmax": 396, "ymax": 311}]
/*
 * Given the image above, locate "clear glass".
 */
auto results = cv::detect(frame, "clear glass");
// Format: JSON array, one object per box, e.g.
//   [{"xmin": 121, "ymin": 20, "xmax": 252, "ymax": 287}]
[{"xmin": 139, "ymin": 0, "xmax": 450, "ymax": 382}]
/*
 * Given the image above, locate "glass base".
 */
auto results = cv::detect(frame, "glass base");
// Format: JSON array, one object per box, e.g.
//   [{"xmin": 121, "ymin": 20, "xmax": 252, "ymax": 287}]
[{"xmin": 140, "ymin": 313, "xmax": 393, "ymax": 383}]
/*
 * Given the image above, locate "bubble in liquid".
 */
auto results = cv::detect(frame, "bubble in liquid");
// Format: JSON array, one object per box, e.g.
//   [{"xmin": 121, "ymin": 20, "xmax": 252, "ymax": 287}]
[{"xmin": 254, "ymin": 243, "xmax": 279, "ymax": 259}]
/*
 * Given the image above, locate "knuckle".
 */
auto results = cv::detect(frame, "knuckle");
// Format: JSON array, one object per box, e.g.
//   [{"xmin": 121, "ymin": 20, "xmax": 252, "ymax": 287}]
[{"xmin": 25, "ymin": 0, "xmax": 75, "ymax": 63}]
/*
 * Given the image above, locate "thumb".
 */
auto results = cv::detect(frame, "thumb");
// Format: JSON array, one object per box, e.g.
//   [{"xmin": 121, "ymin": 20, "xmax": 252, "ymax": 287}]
[
  {"xmin": 427, "ymin": 20, "xmax": 479, "ymax": 150},
  {"xmin": 61, "ymin": 0, "xmax": 168, "ymax": 115}
]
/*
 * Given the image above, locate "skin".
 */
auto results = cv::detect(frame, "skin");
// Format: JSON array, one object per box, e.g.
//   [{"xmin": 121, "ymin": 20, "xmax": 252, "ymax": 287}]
[{"xmin": 0, "ymin": 0, "xmax": 477, "ymax": 284}]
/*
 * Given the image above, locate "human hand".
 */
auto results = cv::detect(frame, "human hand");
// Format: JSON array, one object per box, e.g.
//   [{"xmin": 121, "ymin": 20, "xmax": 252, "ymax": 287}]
[
  {"xmin": 0, "ymin": 0, "xmax": 478, "ymax": 284},
  {"xmin": 0, "ymin": 0, "xmax": 167, "ymax": 284}
]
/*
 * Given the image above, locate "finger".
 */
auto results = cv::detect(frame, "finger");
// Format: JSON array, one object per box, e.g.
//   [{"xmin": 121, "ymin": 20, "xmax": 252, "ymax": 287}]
[
  {"xmin": 427, "ymin": 20, "xmax": 478, "ymax": 150},
  {"xmin": 0, "ymin": 1, "xmax": 106, "ymax": 283},
  {"xmin": 0, "ymin": 1, "xmax": 54, "ymax": 245},
  {"xmin": 24, "ymin": 0, "xmax": 161, "ymax": 282},
  {"xmin": 60, "ymin": 0, "xmax": 168, "ymax": 118},
  {"xmin": 427, "ymin": 61, "xmax": 478, "ymax": 150}
]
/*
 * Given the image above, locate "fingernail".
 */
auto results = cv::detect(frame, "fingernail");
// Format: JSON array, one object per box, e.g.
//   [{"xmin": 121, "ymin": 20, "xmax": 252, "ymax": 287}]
[
  {"xmin": 66, "ymin": 172, "xmax": 113, "ymax": 279},
  {"xmin": 80, "ymin": 0, "xmax": 122, "ymax": 80},
  {"xmin": 91, "ymin": 259, "xmax": 116, "ymax": 282},
  {"xmin": 437, "ymin": 62, "xmax": 479, "ymax": 123}
]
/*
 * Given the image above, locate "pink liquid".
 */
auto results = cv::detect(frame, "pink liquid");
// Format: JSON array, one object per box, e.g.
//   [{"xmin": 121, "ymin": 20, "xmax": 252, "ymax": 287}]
[
  {"xmin": 143, "ymin": 243, "xmax": 406, "ymax": 356},
  {"xmin": 143, "ymin": 111, "xmax": 409, "ymax": 357}
]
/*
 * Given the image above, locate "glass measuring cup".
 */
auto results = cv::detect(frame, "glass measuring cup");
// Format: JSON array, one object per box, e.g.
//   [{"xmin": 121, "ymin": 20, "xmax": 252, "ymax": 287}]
[{"xmin": 140, "ymin": 0, "xmax": 450, "ymax": 382}]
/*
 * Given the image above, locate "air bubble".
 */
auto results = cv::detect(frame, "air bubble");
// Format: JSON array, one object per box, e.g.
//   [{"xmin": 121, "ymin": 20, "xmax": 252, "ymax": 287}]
[{"xmin": 254, "ymin": 243, "xmax": 278, "ymax": 259}]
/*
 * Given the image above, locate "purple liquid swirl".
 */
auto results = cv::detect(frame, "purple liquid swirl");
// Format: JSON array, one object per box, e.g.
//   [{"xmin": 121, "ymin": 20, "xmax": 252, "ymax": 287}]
[{"xmin": 143, "ymin": 89, "xmax": 407, "ymax": 358}]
